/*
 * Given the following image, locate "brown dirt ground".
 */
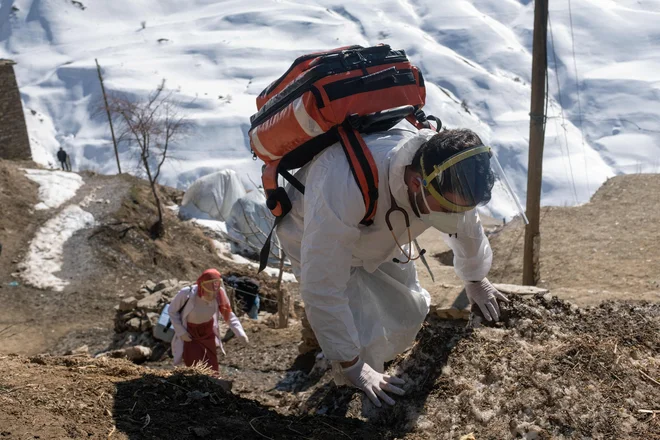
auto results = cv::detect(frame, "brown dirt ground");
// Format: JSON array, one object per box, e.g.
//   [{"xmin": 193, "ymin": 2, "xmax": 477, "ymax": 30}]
[
  {"xmin": 0, "ymin": 294, "xmax": 657, "ymax": 439},
  {"xmin": 488, "ymin": 174, "xmax": 660, "ymax": 305},
  {"xmin": 0, "ymin": 355, "xmax": 380, "ymax": 440},
  {"xmin": 2, "ymin": 160, "xmax": 659, "ymax": 439},
  {"xmin": 417, "ymin": 174, "xmax": 660, "ymax": 311},
  {"xmin": 0, "ymin": 162, "xmax": 294, "ymax": 356},
  {"xmin": 0, "ymin": 159, "xmax": 54, "ymax": 355}
]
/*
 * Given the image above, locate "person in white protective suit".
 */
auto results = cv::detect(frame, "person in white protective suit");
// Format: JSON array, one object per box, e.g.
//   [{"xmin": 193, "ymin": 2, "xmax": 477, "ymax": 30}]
[
  {"xmin": 277, "ymin": 127, "xmax": 523, "ymax": 407},
  {"xmin": 169, "ymin": 268, "xmax": 249, "ymax": 373}
]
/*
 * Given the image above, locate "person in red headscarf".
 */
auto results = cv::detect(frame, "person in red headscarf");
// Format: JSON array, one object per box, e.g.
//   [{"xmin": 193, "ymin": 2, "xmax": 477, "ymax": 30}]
[{"xmin": 169, "ymin": 268, "xmax": 249, "ymax": 372}]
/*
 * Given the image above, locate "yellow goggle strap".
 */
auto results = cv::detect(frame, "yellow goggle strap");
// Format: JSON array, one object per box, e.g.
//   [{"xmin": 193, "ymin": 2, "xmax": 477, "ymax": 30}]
[{"xmin": 420, "ymin": 145, "xmax": 491, "ymax": 213}]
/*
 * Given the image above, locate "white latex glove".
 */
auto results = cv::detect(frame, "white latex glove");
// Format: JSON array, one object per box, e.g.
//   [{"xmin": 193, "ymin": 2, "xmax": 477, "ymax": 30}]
[
  {"xmin": 180, "ymin": 332, "xmax": 192, "ymax": 342},
  {"xmin": 465, "ymin": 278, "xmax": 508, "ymax": 322},
  {"xmin": 342, "ymin": 358, "xmax": 405, "ymax": 407},
  {"xmin": 237, "ymin": 334, "xmax": 249, "ymax": 345}
]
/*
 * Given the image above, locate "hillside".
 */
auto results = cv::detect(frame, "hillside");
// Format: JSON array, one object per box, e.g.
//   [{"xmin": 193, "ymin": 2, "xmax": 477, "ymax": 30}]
[
  {"xmin": 1, "ymin": 162, "xmax": 659, "ymax": 439},
  {"xmin": 488, "ymin": 174, "xmax": 660, "ymax": 304},
  {"xmin": 0, "ymin": 294, "xmax": 658, "ymax": 439},
  {"xmin": 3, "ymin": 0, "xmax": 660, "ymax": 216},
  {"xmin": 0, "ymin": 160, "xmax": 294, "ymax": 356}
]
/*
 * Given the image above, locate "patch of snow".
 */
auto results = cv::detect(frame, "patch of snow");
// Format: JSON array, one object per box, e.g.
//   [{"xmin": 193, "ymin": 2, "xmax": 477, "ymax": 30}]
[
  {"xmin": 212, "ymin": 239, "xmax": 232, "ymax": 254},
  {"xmin": 192, "ymin": 218, "xmax": 228, "ymax": 235},
  {"xmin": 79, "ymin": 186, "xmax": 111, "ymax": 207},
  {"xmin": 261, "ymin": 266, "xmax": 297, "ymax": 283},
  {"xmin": 19, "ymin": 205, "xmax": 96, "ymax": 291},
  {"xmin": 23, "ymin": 169, "xmax": 84, "ymax": 210}
]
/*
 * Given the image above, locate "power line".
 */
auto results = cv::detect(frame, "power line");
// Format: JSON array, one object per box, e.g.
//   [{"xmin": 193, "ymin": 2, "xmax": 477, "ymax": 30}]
[
  {"xmin": 548, "ymin": 14, "xmax": 579, "ymax": 204},
  {"xmin": 549, "ymin": 103, "xmax": 577, "ymax": 203},
  {"xmin": 567, "ymin": 0, "xmax": 590, "ymax": 196},
  {"xmin": 581, "ymin": 118, "xmax": 660, "ymax": 134}
]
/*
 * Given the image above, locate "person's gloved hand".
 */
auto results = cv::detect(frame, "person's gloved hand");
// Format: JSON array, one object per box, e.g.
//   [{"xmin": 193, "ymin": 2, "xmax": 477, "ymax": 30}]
[
  {"xmin": 237, "ymin": 334, "xmax": 249, "ymax": 345},
  {"xmin": 465, "ymin": 278, "xmax": 508, "ymax": 322},
  {"xmin": 342, "ymin": 357, "xmax": 405, "ymax": 407},
  {"xmin": 180, "ymin": 332, "xmax": 193, "ymax": 342}
]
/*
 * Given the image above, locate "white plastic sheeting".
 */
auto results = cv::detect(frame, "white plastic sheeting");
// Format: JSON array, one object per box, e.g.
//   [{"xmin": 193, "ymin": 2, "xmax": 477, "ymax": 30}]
[
  {"xmin": 178, "ymin": 169, "xmax": 285, "ymax": 268},
  {"xmin": 226, "ymin": 191, "xmax": 279, "ymax": 260},
  {"xmin": 179, "ymin": 169, "xmax": 246, "ymax": 221}
]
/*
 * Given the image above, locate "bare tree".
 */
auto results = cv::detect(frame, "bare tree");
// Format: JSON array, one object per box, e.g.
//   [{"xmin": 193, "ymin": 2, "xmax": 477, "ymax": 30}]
[{"xmin": 107, "ymin": 80, "xmax": 188, "ymax": 237}]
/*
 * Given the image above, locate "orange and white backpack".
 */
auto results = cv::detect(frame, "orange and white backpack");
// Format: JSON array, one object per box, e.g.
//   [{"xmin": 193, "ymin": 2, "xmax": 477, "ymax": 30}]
[{"xmin": 249, "ymin": 44, "xmax": 440, "ymax": 271}]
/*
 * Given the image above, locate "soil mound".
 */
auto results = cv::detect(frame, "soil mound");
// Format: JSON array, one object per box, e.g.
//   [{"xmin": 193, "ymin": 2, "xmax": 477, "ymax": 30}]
[{"xmin": 1, "ymin": 294, "xmax": 657, "ymax": 439}]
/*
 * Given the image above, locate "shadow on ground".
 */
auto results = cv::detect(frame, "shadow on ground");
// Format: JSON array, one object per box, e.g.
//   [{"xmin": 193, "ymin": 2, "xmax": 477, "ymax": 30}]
[
  {"xmin": 113, "ymin": 371, "xmax": 383, "ymax": 440},
  {"xmin": 298, "ymin": 316, "xmax": 470, "ymax": 434}
]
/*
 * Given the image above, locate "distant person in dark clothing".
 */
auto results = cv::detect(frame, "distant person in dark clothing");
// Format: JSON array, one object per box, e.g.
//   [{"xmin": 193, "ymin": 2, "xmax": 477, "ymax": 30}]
[
  {"xmin": 57, "ymin": 147, "xmax": 70, "ymax": 171},
  {"xmin": 227, "ymin": 275, "xmax": 261, "ymax": 319},
  {"xmin": 221, "ymin": 275, "xmax": 261, "ymax": 342}
]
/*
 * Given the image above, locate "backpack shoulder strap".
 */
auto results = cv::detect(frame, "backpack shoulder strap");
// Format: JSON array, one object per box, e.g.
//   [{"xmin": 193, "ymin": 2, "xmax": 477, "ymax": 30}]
[
  {"xmin": 336, "ymin": 121, "xmax": 379, "ymax": 226},
  {"xmin": 163, "ymin": 286, "xmax": 193, "ymax": 332},
  {"xmin": 179, "ymin": 286, "xmax": 193, "ymax": 313},
  {"xmin": 258, "ymin": 122, "xmax": 380, "ymax": 273}
]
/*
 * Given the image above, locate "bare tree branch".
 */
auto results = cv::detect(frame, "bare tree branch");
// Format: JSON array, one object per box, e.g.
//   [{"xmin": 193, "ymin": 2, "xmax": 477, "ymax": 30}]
[{"xmin": 103, "ymin": 79, "xmax": 189, "ymax": 237}]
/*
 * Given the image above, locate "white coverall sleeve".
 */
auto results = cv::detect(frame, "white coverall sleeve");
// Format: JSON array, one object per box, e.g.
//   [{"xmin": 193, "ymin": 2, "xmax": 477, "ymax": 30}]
[
  {"xmin": 217, "ymin": 287, "xmax": 247, "ymax": 338},
  {"xmin": 169, "ymin": 287, "xmax": 191, "ymax": 337},
  {"xmin": 226, "ymin": 312, "xmax": 247, "ymax": 338},
  {"xmin": 300, "ymin": 163, "xmax": 364, "ymax": 363},
  {"xmin": 445, "ymin": 209, "xmax": 493, "ymax": 282}
]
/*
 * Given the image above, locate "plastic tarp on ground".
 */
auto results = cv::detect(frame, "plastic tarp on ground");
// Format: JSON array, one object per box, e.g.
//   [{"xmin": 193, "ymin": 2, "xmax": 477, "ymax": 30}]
[
  {"xmin": 179, "ymin": 169, "xmax": 246, "ymax": 221},
  {"xmin": 226, "ymin": 191, "xmax": 279, "ymax": 262}
]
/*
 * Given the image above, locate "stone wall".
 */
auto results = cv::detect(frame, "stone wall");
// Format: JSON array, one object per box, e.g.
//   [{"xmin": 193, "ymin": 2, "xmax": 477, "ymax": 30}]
[{"xmin": 0, "ymin": 60, "xmax": 31, "ymax": 160}]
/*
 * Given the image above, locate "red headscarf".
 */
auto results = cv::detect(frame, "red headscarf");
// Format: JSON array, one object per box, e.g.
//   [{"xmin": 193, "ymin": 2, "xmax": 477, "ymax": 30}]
[{"xmin": 196, "ymin": 268, "xmax": 232, "ymax": 322}]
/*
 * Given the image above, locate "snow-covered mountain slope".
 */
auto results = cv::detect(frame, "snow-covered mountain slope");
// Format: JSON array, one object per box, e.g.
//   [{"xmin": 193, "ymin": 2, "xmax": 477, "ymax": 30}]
[{"xmin": 2, "ymin": 0, "xmax": 659, "ymax": 217}]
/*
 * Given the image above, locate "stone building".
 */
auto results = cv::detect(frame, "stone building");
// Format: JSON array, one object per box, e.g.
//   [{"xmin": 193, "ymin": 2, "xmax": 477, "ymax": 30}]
[{"xmin": 0, "ymin": 59, "xmax": 31, "ymax": 160}]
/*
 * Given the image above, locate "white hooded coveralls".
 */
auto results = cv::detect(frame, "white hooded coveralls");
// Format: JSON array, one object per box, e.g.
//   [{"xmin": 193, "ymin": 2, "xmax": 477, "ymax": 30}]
[
  {"xmin": 169, "ymin": 285, "xmax": 247, "ymax": 366},
  {"xmin": 277, "ymin": 129, "xmax": 493, "ymax": 379}
]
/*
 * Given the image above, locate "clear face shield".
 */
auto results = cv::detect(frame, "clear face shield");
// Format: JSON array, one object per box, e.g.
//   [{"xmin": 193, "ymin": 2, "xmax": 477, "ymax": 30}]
[{"xmin": 418, "ymin": 145, "xmax": 528, "ymax": 238}]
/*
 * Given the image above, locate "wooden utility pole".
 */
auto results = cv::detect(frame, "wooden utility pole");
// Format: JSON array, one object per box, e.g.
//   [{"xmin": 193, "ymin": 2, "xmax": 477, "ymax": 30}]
[
  {"xmin": 523, "ymin": 0, "xmax": 548, "ymax": 286},
  {"xmin": 95, "ymin": 59, "xmax": 121, "ymax": 174}
]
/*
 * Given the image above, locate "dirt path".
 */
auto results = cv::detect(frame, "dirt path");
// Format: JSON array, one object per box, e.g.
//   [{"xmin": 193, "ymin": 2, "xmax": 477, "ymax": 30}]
[
  {"xmin": 0, "ymin": 170, "xmax": 132, "ymax": 355},
  {"xmin": 0, "ymin": 163, "xmax": 295, "ymax": 356},
  {"xmin": 0, "ymin": 161, "xmax": 55, "ymax": 355}
]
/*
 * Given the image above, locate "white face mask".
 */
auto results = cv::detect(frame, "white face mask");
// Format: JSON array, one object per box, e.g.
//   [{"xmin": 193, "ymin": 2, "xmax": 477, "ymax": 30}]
[
  {"xmin": 414, "ymin": 181, "xmax": 464, "ymax": 235},
  {"xmin": 199, "ymin": 288, "xmax": 217, "ymax": 304},
  {"xmin": 201, "ymin": 295, "xmax": 215, "ymax": 304}
]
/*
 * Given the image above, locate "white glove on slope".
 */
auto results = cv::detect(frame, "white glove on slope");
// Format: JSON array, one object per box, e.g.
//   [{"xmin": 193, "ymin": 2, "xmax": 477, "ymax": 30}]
[
  {"xmin": 465, "ymin": 278, "xmax": 508, "ymax": 322},
  {"xmin": 342, "ymin": 358, "xmax": 405, "ymax": 407}
]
